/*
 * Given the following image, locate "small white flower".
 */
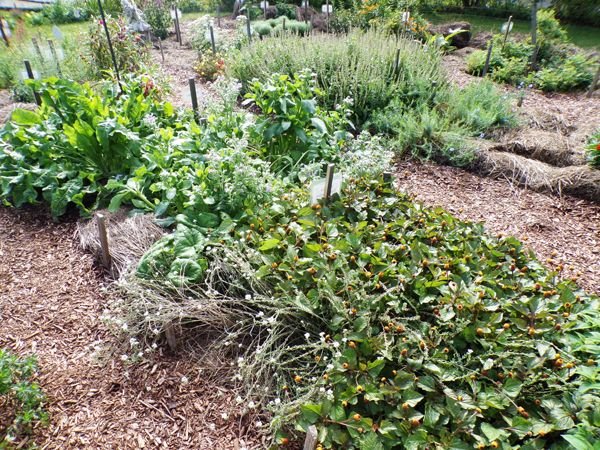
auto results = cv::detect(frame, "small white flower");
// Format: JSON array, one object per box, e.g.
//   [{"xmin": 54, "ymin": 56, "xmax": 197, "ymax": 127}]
[
  {"xmin": 120, "ymin": 354, "xmax": 128, "ymax": 361},
  {"xmin": 121, "ymin": 323, "xmax": 128, "ymax": 331},
  {"xmin": 247, "ymin": 401, "xmax": 256, "ymax": 409},
  {"xmin": 237, "ymin": 357, "xmax": 244, "ymax": 364},
  {"xmin": 255, "ymin": 420, "xmax": 263, "ymax": 427},
  {"xmin": 332, "ymin": 341, "xmax": 340, "ymax": 348},
  {"xmin": 181, "ymin": 376, "xmax": 189, "ymax": 384},
  {"xmin": 208, "ymin": 422, "xmax": 216, "ymax": 431},
  {"xmin": 221, "ymin": 412, "xmax": 229, "ymax": 420},
  {"xmin": 274, "ymin": 398, "xmax": 281, "ymax": 405},
  {"xmin": 245, "ymin": 294, "xmax": 252, "ymax": 300},
  {"xmin": 304, "ymin": 332, "xmax": 310, "ymax": 340},
  {"xmin": 235, "ymin": 396, "xmax": 243, "ymax": 404}
]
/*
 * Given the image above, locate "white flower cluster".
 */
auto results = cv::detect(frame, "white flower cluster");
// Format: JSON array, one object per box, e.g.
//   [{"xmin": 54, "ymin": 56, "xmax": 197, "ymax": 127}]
[{"xmin": 340, "ymin": 131, "xmax": 393, "ymax": 179}]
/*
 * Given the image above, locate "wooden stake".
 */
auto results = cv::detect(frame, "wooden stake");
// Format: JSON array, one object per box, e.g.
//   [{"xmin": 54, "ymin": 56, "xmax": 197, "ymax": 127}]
[
  {"xmin": 96, "ymin": 213, "xmax": 112, "ymax": 270},
  {"xmin": 394, "ymin": 48, "xmax": 400, "ymax": 74},
  {"xmin": 209, "ymin": 24, "xmax": 216, "ymax": 53},
  {"xmin": 482, "ymin": 41, "xmax": 493, "ymax": 77},
  {"xmin": 324, "ymin": 163, "xmax": 335, "ymax": 199},
  {"xmin": 47, "ymin": 39, "xmax": 62, "ymax": 76},
  {"xmin": 217, "ymin": 5, "xmax": 221, "ymax": 27},
  {"xmin": 246, "ymin": 9, "xmax": 252, "ymax": 41},
  {"xmin": 24, "ymin": 60, "xmax": 41, "ymax": 106},
  {"xmin": 587, "ymin": 65, "xmax": 600, "ymax": 98},
  {"xmin": 502, "ymin": 15, "xmax": 512, "ymax": 50},
  {"xmin": 189, "ymin": 77, "xmax": 199, "ymax": 121},
  {"xmin": 383, "ymin": 171, "xmax": 392, "ymax": 185},
  {"xmin": 0, "ymin": 19, "xmax": 9, "ymax": 47},
  {"xmin": 531, "ymin": 0, "xmax": 537, "ymax": 47},
  {"xmin": 32, "ymin": 37, "xmax": 44, "ymax": 63},
  {"xmin": 164, "ymin": 322, "xmax": 178, "ymax": 352},
  {"xmin": 158, "ymin": 37, "xmax": 164, "ymax": 63},
  {"xmin": 303, "ymin": 425, "xmax": 318, "ymax": 450}
]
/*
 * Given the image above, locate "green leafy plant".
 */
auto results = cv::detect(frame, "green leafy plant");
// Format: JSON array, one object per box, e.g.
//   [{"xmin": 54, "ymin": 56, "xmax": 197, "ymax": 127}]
[
  {"xmin": 128, "ymin": 176, "xmax": 600, "ymax": 449},
  {"xmin": 586, "ymin": 130, "xmax": 600, "ymax": 169},
  {"xmin": 0, "ymin": 349, "xmax": 47, "ymax": 446},
  {"xmin": 85, "ymin": 16, "xmax": 150, "ymax": 79},
  {"xmin": 227, "ymin": 29, "xmax": 444, "ymax": 126},
  {"xmin": 0, "ymin": 75, "xmax": 175, "ymax": 217},
  {"xmin": 242, "ymin": 70, "xmax": 352, "ymax": 173},
  {"xmin": 142, "ymin": 0, "xmax": 172, "ymax": 39},
  {"xmin": 466, "ymin": 9, "xmax": 596, "ymax": 92}
]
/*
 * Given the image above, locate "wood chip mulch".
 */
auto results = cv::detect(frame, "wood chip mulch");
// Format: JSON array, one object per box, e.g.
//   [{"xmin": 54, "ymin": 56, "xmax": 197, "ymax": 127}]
[
  {"xmin": 395, "ymin": 160, "xmax": 600, "ymax": 295},
  {"xmin": 0, "ymin": 206, "xmax": 263, "ymax": 449}
]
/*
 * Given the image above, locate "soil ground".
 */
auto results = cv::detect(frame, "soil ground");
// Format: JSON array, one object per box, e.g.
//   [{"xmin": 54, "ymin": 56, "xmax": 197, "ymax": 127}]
[{"xmin": 1, "ymin": 17, "xmax": 599, "ymax": 449}]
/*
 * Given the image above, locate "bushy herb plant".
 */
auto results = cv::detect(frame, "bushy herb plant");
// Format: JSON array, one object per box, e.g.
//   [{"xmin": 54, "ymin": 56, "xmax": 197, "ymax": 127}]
[
  {"xmin": 0, "ymin": 349, "xmax": 47, "ymax": 446},
  {"xmin": 466, "ymin": 9, "xmax": 596, "ymax": 92}
]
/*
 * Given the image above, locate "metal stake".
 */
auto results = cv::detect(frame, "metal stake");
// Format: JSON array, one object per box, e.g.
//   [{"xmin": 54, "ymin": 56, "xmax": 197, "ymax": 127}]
[
  {"xmin": 96, "ymin": 0, "xmax": 122, "ymax": 89},
  {"xmin": 96, "ymin": 213, "xmax": 112, "ymax": 270},
  {"xmin": 24, "ymin": 60, "xmax": 41, "ymax": 106},
  {"xmin": 324, "ymin": 163, "xmax": 335, "ymax": 199},
  {"xmin": 483, "ymin": 41, "xmax": 493, "ymax": 77}
]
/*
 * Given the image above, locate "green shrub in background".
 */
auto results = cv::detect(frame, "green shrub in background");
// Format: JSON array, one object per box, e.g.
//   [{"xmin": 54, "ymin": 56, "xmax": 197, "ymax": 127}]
[
  {"xmin": 466, "ymin": 9, "xmax": 596, "ymax": 92},
  {"xmin": 252, "ymin": 17, "xmax": 310, "ymax": 37},
  {"xmin": 227, "ymin": 29, "xmax": 445, "ymax": 126},
  {"xmin": 142, "ymin": 0, "xmax": 172, "ymax": 39},
  {"xmin": 76, "ymin": 0, "xmax": 122, "ymax": 17},
  {"xmin": 85, "ymin": 16, "xmax": 150, "ymax": 79},
  {"xmin": 0, "ymin": 348, "xmax": 47, "ymax": 446}
]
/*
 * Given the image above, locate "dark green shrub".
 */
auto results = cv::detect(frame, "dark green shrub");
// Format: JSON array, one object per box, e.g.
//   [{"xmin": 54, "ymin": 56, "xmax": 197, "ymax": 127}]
[{"xmin": 143, "ymin": 1, "xmax": 172, "ymax": 39}]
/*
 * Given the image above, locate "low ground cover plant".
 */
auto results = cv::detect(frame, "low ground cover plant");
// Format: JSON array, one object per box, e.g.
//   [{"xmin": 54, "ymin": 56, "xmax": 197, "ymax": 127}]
[
  {"xmin": 467, "ymin": 9, "xmax": 596, "ymax": 91},
  {"xmin": 0, "ymin": 348, "xmax": 47, "ymax": 446},
  {"xmin": 120, "ymin": 174, "xmax": 600, "ymax": 448}
]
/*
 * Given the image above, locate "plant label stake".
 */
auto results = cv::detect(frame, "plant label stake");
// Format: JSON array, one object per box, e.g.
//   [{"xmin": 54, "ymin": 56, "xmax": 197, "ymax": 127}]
[
  {"xmin": 482, "ymin": 41, "xmax": 493, "ymax": 77},
  {"xmin": 246, "ymin": 9, "xmax": 252, "ymax": 42},
  {"xmin": 23, "ymin": 60, "xmax": 41, "ymax": 106},
  {"xmin": 310, "ymin": 164, "xmax": 341, "ymax": 204},
  {"xmin": 501, "ymin": 15, "xmax": 513, "ymax": 50},
  {"xmin": 47, "ymin": 39, "xmax": 62, "ymax": 76},
  {"xmin": 282, "ymin": 17, "xmax": 286, "ymax": 31},
  {"xmin": 260, "ymin": 0, "xmax": 268, "ymax": 20},
  {"xmin": 158, "ymin": 37, "xmax": 165, "ymax": 62},
  {"xmin": 587, "ymin": 64, "xmax": 600, "ymax": 98},
  {"xmin": 31, "ymin": 38, "xmax": 44, "ymax": 63},
  {"xmin": 302, "ymin": 0, "xmax": 309, "ymax": 26},
  {"xmin": 209, "ymin": 24, "xmax": 216, "ymax": 53},
  {"xmin": 303, "ymin": 425, "xmax": 318, "ymax": 450},
  {"xmin": 0, "ymin": 19, "xmax": 9, "ymax": 47},
  {"xmin": 383, "ymin": 171, "xmax": 393, "ymax": 185},
  {"xmin": 189, "ymin": 77, "xmax": 200, "ymax": 121},
  {"xmin": 175, "ymin": 7, "xmax": 182, "ymax": 45},
  {"xmin": 97, "ymin": 0, "xmax": 122, "ymax": 90},
  {"xmin": 324, "ymin": 163, "xmax": 335, "ymax": 199},
  {"xmin": 96, "ymin": 213, "xmax": 112, "ymax": 270}
]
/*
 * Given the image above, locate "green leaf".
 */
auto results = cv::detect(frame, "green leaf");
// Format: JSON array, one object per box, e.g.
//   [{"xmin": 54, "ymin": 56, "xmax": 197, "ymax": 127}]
[
  {"xmin": 259, "ymin": 238, "xmax": 281, "ymax": 251},
  {"xmin": 11, "ymin": 108, "xmax": 41, "ymax": 125},
  {"xmin": 503, "ymin": 378, "xmax": 522, "ymax": 398},
  {"xmin": 562, "ymin": 434, "xmax": 594, "ymax": 450},
  {"xmin": 311, "ymin": 117, "xmax": 328, "ymax": 134},
  {"xmin": 358, "ymin": 432, "xmax": 384, "ymax": 450},
  {"xmin": 480, "ymin": 423, "xmax": 502, "ymax": 441},
  {"xmin": 300, "ymin": 403, "xmax": 322, "ymax": 423}
]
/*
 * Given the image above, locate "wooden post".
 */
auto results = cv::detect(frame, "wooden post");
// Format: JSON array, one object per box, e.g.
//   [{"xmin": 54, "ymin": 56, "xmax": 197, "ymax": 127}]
[
  {"xmin": 586, "ymin": 65, "xmax": 600, "ymax": 98},
  {"xmin": 246, "ymin": 9, "xmax": 252, "ymax": 41},
  {"xmin": 530, "ymin": 1, "xmax": 539, "ymax": 69},
  {"xmin": 0, "ymin": 19, "xmax": 9, "ymax": 47},
  {"xmin": 164, "ymin": 322, "xmax": 178, "ymax": 352},
  {"xmin": 47, "ymin": 39, "xmax": 62, "ymax": 76},
  {"xmin": 283, "ymin": 17, "xmax": 286, "ymax": 31},
  {"xmin": 324, "ymin": 163, "xmax": 335, "ymax": 200},
  {"xmin": 189, "ymin": 77, "xmax": 199, "ymax": 121},
  {"xmin": 31, "ymin": 37, "xmax": 44, "ymax": 63},
  {"xmin": 304, "ymin": 0, "xmax": 308, "ymax": 26},
  {"xmin": 158, "ymin": 37, "xmax": 165, "ymax": 63},
  {"xmin": 174, "ymin": 7, "xmax": 182, "ymax": 45},
  {"xmin": 394, "ymin": 48, "xmax": 400, "ymax": 74},
  {"xmin": 24, "ymin": 60, "xmax": 41, "ymax": 106},
  {"xmin": 482, "ymin": 41, "xmax": 493, "ymax": 77},
  {"xmin": 303, "ymin": 425, "xmax": 318, "ymax": 450},
  {"xmin": 96, "ymin": 213, "xmax": 112, "ymax": 270},
  {"xmin": 325, "ymin": 0, "xmax": 330, "ymax": 33},
  {"xmin": 217, "ymin": 5, "xmax": 221, "ymax": 27},
  {"xmin": 502, "ymin": 15, "xmax": 512, "ymax": 49},
  {"xmin": 209, "ymin": 24, "xmax": 216, "ymax": 53},
  {"xmin": 262, "ymin": 0, "xmax": 267, "ymax": 20}
]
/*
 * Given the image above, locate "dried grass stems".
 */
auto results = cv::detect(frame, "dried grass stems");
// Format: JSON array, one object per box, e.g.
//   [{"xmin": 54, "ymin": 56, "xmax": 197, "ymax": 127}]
[
  {"xmin": 475, "ymin": 150, "xmax": 600, "ymax": 201},
  {"xmin": 77, "ymin": 211, "xmax": 165, "ymax": 279}
]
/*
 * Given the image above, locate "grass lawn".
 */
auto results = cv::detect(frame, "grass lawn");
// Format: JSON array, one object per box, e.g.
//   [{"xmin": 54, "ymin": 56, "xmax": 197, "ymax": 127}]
[{"xmin": 425, "ymin": 12, "xmax": 600, "ymax": 50}]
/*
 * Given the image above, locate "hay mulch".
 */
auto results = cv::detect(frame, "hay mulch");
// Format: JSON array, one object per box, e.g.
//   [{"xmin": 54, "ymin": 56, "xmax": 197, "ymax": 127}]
[
  {"xmin": 395, "ymin": 159, "xmax": 600, "ymax": 295},
  {"xmin": 0, "ymin": 206, "xmax": 263, "ymax": 449}
]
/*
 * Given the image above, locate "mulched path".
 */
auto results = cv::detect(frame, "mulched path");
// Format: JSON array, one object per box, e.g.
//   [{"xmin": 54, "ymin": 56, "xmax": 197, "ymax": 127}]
[
  {"xmin": 395, "ymin": 160, "xmax": 600, "ymax": 295},
  {"xmin": 0, "ymin": 206, "xmax": 261, "ymax": 449}
]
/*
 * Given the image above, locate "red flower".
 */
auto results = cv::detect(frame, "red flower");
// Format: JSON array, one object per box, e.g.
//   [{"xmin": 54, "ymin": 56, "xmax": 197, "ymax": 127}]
[{"xmin": 596, "ymin": 143, "xmax": 600, "ymax": 151}]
